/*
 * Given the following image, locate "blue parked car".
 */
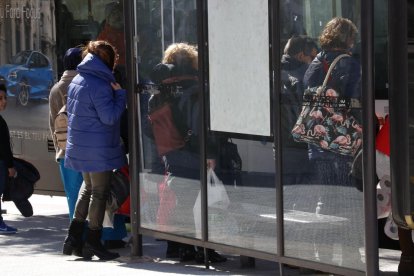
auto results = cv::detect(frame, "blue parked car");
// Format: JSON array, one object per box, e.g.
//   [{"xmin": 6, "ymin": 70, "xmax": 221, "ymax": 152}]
[{"xmin": 0, "ymin": 50, "xmax": 54, "ymax": 106}]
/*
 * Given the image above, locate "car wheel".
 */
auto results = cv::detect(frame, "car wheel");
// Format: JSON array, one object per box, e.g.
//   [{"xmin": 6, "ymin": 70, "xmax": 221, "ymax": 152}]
[{"xmin": 17, "ymin": 82, "xmax": 30, "ymax": 106}]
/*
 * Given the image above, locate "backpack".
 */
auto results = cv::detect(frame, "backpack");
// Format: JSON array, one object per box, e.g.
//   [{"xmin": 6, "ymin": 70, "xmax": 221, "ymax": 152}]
[{"xmin": 53, "ymin": 90, "xmax": 68, "ymax": 150}]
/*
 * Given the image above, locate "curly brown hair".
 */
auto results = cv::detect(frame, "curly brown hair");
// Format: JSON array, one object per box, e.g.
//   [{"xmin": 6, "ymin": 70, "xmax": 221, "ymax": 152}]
[
  {"xmin": 83, "ymin": 40, "xmax": 118, "ymax": 69},
  {"xmin": 319, "ymin": 17, "xmax": 358, "ymax": 51},
  {"xmin": 162, "ymin": 42, "xmax": 198, "ymax": 70}
]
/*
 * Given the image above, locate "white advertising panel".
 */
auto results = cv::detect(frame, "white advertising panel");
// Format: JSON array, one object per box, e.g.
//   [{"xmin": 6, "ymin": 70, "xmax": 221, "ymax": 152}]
[{"xmin": 208, "ymin": 0, "xmax": 270, "ymax": 136}]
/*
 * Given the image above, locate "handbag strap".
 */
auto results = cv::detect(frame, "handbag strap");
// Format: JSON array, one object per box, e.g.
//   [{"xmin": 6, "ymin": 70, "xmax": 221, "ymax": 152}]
[{"xmin": 318, "ymin": 54, "xmax": 350, "ymax": 96}]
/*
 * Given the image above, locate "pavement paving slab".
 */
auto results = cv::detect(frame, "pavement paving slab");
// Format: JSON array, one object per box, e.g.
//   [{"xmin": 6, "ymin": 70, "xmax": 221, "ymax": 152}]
[{"xmin": 0, "ymin": 195, "xmax": 401, "ymax": 276}]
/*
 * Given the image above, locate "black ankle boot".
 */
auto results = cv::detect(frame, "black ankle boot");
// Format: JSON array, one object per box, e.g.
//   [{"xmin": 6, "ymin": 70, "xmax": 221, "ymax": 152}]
[
  {"xmin": 82, "ymin": 229, "xmax": 120, "ymax": 260},
  {"xmin": 62, "ymin": 220, "xmax": 85, "ymax": 256}
]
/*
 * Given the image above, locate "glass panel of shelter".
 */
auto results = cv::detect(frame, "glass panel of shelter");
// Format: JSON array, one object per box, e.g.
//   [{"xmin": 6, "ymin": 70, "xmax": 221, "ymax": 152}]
[
  {"xmin": 136, "ymin": 0, "xmax": 278, "ymax": 255},
  {"xmin": 204, "ymin": 0, "xmax": 276, "ymax": 254},
  {"xmin": 136, "ymin": 0, "xmax": 202, "ymax": 240},
  {"xmin": 280, "ymin": 0, "xmax": 365, "ymax": 271}
]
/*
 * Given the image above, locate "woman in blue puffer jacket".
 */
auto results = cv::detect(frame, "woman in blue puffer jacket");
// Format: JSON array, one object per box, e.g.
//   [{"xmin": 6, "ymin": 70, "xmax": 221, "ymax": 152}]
[{"xmin": 62, "ymin": 41, "xmax": 127, "ymax": 261}]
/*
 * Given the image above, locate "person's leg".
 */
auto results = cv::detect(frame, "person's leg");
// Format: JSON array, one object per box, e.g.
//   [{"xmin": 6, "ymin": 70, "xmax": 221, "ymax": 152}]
[
  {"xmin": 0, "ymin": 160, "xmax": 6, "ymax": 224},
  {"xmin": 62, "ymin": 172, "xmax": 90, "ymax": 256},
  {"xmin": 82, "ymin": 171, "xmax": 119, "ymax": 260},
  {"xmin": 102, "ymin": 214, "xmax": 127, "ymax": 249},
  {"xmin": 73, "ymin": 173, "xmax": 92, "ymax": 222},
  {"xmin": 0, "ymin": 160, "xmax": 17, "ymax": 234},
  {"xmin": 86, "ymin": 171, "xmax": 112, "ymax": 230},
  {"xmin": 59, "ymin": 158, "xmax": 83, "ymax": 220}
]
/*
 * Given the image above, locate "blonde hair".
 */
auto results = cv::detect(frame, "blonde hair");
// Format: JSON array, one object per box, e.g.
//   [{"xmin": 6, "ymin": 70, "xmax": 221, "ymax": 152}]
[
  {"xmin": 162, "ymin": 43, "xmax": 198, "ymax": 69},
  {"xmin": 319, "ymin": 17, "xmax": 358, "ymax": 51}
]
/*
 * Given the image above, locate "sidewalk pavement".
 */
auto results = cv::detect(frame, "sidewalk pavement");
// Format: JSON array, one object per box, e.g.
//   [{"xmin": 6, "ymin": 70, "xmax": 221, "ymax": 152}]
[{"xmin": 0, "ymin": 195, "xmax": 401, "ymax": 276}]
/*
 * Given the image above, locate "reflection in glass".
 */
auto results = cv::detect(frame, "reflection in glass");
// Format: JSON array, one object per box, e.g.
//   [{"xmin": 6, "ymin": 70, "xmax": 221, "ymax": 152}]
[
  {"xmin": 138, "ymin": 2, "xmax": 201, "ymax": 241},
  {"xmin": 206, "ymin": 136, "xmax": 277, "ymax": 254},
  {"xmin": 281, "ymin": 1, "xmax": 365, "ymax": 271}
]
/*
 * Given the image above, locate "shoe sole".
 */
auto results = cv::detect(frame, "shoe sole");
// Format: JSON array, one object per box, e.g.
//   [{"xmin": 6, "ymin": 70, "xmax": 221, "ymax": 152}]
[{"xmin": 82, "ymin": 244, "xmax": 119, "ymax": 260}]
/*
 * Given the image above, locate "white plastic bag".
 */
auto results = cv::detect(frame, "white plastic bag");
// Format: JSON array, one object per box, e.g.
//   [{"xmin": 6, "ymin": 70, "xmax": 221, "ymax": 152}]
[{"xmin": 193, "ymin": 169, "xmax": 230, "ymax": 236}]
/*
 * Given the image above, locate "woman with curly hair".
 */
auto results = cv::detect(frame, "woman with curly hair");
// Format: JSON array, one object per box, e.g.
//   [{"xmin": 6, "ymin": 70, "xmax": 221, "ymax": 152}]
[
  {"xmin": 303, "ymin": 17, "xmax": 363, "ymax": 268},
  {"xmin": 304, "ymin": 17, "xmax": 361, "ymax": 192},
  {"xmin": 149, "ymin": 42, "xmax": 227, "ymax": 263}
]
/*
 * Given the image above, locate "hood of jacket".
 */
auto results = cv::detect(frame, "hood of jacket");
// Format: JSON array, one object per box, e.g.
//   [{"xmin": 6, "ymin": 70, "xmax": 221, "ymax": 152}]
[{"xmin": 77, "ymin": 53, "xmax": 115, "ymax": 83}]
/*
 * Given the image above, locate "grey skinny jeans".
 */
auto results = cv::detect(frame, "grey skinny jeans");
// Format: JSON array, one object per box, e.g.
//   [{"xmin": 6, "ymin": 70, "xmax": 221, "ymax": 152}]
[{"xmin": 73, "ymin": 171, "xmax": 111, "ymax": 230}]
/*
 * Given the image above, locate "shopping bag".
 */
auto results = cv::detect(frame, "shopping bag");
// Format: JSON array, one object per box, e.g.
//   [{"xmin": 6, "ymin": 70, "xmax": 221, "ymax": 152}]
[
  {"xmin": 193, "ymin": 169, "xmax": 230, "ymax": 236},
  {"xmin": 156, "ymin": 173, "xmax": 177, "ymax": 231},
  {"xmin": 291, "ymin": 54, "xmax": 362, "ymax": 157}
]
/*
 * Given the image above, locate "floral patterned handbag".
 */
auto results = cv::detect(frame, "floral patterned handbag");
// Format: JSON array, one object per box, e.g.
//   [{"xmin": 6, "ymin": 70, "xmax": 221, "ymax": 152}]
[{"xmin": 291, "ymin": 54, "xmax": 362, "ymax": 156}]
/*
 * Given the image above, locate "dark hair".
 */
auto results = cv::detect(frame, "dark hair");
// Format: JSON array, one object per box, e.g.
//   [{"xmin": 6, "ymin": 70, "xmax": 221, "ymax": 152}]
[
  {"xmin": 0, "ymin": 84, "xmax": 6, "ymax": 93},
  {"xmin": 83, "ymin": 40, "xmax": 117, "ymax": 69},
  {"xmin": 284, "ymin": 35, "xmax": 317, "ymax": 56},
  {"xmin": 304, "ymin": 38, "xmax": 318, "ymax": 56}
]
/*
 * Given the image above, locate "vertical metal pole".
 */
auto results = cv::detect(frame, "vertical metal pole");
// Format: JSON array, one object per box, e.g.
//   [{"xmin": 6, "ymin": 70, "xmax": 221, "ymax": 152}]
[
  {"xmin": 332, "ymin": 0, "xmax": 337, "ymax": 17},
  {"xmin": 389, "ymin": 0, "xmax": 409, "ymax": 227},
  {"xmin": 161, "ymin": 0, "xmax": 165, "ymax": 51},
  {"xmin": 88, "ymin": 0, "xmax": 92, "ymax": 20},
  {"xmin": 271, "ymin": 0, "xmax": 284, "ymax": 261},
  {"xmin": 171, "ymin": 0, "xmax": 175, "ymax": 43},
  {"xmin": 123, "ymin": 0, "xmax": 142, "ymax": 257},
  {"xmin": 197, "ymin": 0, "xmax": 209, "ymax": 269},
  {"xmin": 361, "ymin": 0, "xmax": 379, "ymax": 275}
]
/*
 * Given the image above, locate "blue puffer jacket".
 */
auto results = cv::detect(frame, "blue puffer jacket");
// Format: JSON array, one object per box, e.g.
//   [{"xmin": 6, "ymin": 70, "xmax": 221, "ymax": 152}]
[{"xmin": 64, "ymin": 53, "xmax": 127, "ymax": 172}]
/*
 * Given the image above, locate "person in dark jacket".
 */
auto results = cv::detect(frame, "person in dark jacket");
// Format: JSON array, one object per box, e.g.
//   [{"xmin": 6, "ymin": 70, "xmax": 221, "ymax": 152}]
[
  {"xmin": 303, "ymin": 17, "xmax": 363, "ymax": 267},
  {"xmin": 303, "ymin": 17, "xmax": 361, "ymax": 187},
  {"xmin": 149, "ymin": 43, "xmax": 226, "ymax": 263},
  {"xmin": 280, "ymin": 35, "xmax": 318, "ymax": 185},
  {"xmin": 62, "ymin": 40, "xmax": 127, "ymax": 260},
  {"xmin": 0, "ymin": 84, "xmax": 17, "ymax": 234}
]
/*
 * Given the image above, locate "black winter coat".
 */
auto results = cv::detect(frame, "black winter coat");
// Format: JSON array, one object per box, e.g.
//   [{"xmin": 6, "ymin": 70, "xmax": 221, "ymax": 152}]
[{"xmin": 280, "ymin": 55, "xmax": 310, "ymax": 148}]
